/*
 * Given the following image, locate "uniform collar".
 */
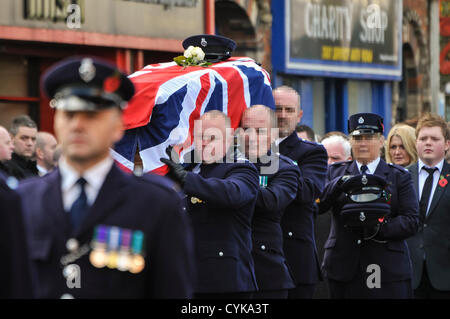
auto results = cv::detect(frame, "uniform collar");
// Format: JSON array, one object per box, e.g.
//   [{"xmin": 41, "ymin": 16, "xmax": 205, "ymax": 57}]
[
  {"xmin": 356, "ymin": 157, "xmax": 380, "ymax": 174},
  {"xmin": 59, "ymin": 156, "xmax": 114, "ymax": 195}
]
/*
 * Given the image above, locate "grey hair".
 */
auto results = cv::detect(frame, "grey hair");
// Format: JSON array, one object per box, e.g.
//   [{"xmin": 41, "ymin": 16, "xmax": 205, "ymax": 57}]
[{"xmin": 321, "ymin": 134, "xmax": 351, "ymax": 158}]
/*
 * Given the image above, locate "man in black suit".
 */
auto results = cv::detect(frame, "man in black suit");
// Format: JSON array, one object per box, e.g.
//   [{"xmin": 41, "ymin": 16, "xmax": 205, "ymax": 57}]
[
  {"xmin": 406, "ymin": 113, "xmax": 450, "ymax": 298},
  {"xmin": 4, "ymin": 115, "xmax": 39, "ymax": 180},
  {"xmin": 240, "ymin": 105, "xmax": 299, "ymax": 298},
  {"xmin": 272, "ymin": 86, "xmax": 328, "ymax": 298},
  {"xmin": 18, "ymin": 57, "xmax": 195, "ymax": 299}
]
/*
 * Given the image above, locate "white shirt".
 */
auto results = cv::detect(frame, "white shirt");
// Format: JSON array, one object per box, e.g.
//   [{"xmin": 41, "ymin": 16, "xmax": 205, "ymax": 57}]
[
  {"xmin": 355, "ymin": 157, "xmax": 380, "ymax": 174},
  {"xmin": 59, "ymin": 156, "xmax": 114, "ymax": 212},
  {"xmin": 274, "ymin": 136, "xmax": 288, "ymax": 147},
  {"xmin": 36, "ymin": 164, "xmax": 48, "ymax": 177},
  {"xmin": 418, "ymin": 159, "xmax": 444, "ymax": 216}
]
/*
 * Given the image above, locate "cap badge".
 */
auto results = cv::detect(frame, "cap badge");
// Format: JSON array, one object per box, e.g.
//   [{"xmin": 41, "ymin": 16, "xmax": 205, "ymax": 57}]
[
  {"xmin": 201, "ymin": 37, "xmax": 207, "ymax": 47},
  {"xmin": 359, "ymin": 212, "xmax": 366, "ymax": 222},
  {"xmin": 361, "ymin": 175, "xmax": 368, "ymax": 185},
  {"xmin": 79, "ymin": 58, "xmax": 96, "ymax": 83},
  {"xmin": 358, "ymin": 116, "xmax": 364, "ymax": 124}
]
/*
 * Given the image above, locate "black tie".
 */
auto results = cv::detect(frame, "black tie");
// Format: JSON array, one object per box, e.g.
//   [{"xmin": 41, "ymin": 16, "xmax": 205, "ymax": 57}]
[
  {"xmin": 360, "ymin": 165, "xmax": 368, "ymax": 174},
  {"xmin": 420, "ymin": 167, "xmax": 437, "ymax": 221},
  {"xmin": 69, "ymin": 177, "xmax": 89, "ymax": 230}
]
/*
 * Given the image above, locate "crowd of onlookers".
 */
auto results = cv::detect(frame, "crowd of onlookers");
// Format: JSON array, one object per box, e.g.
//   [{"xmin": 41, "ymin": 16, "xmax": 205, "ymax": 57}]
[
  {"xmin": 0, "ymin": 115, "xmax": 60, "ymax": 180},
  {"xmin": 295, "ymin": 119, "xmax": 450, "ymax": 168}
]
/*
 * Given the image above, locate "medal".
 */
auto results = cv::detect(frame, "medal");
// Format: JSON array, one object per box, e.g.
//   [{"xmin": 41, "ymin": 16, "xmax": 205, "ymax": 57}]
[
  {"xmin": 259, "ymin": 176, "xmax": 268, "ymax": 188},
  {"xmin": 106, "ymin": 226, "xmax": 120, "ymax": 269},
  {"xmin": 191, "ymin": 197, "xmax": 203, "ymax": 204},
  {"xmin": 117, "ymin": 229, "xmax": 132, "ymax": 272},
  {"xmin": 129, "ymin": 230, "xmax": 145, "ymax": 274},
  {"xmin": 89, "ymin": 225, "xmax": 108, "ymax": 268},
  {"xmin": 129, "ymin": 255, "xmax": 145, "ymax": 274}
]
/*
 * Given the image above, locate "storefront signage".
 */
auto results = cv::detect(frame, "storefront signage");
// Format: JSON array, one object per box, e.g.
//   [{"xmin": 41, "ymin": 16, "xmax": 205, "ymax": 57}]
[{"xmin": 273, "ymin": 0, "xmax": 402, "ymax": 80}]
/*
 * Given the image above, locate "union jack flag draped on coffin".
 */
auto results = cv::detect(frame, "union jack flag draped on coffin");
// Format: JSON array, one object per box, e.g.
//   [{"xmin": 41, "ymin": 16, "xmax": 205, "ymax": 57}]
[{"xmin": 112, "ymin": 57, "xmax": 275, "ymax": 175}]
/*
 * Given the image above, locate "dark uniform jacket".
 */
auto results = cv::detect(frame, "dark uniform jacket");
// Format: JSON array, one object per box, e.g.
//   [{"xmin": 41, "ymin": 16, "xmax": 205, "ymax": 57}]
[
  {"xmin": 278, "ymin": 132, "xmax": 328, "ymax": 285},
  {"xmin": 0, "ymin": 173, "xmax": 32, "ymax": 298},
  {"xmin": 18, "ymin": 164, "xmax": 195, "ymax": 299},
  {"xmin": 4, "ymin": 153, "xmax": 38, "ymax": 180},
  {"xmin": 252, "ymin": 153, "xmax": 299, "ymax": 291},
  {"xmin": 0, "ymin": 161, "xmax": 10, "ymax": 176},
  {"xmin": 320, "ymin": 159, "xmax": 419, "ymax": 283},
  {"xmin": 183, "ymin": 159, "xmax": 259, "ymax": 294},
  {"xmin": 406, "ymin": 161, "xmax": 450, "ymax": 290}
]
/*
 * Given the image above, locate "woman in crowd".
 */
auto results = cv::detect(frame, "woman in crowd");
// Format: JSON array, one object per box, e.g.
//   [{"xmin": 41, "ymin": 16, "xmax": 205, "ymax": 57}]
[{"xmin": 385, "ymin": 123, "xmax": 418, "ymax": 167}]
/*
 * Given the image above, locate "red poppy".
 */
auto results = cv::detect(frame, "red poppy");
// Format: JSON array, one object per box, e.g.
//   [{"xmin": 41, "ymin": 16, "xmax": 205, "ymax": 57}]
[
  {"xmin": 103, "ymin": 76, "xmax": 121, "ymax": 93},
  {"xmin": 439, "ymin": 178, "xmax": 448, "ymax": 187}
]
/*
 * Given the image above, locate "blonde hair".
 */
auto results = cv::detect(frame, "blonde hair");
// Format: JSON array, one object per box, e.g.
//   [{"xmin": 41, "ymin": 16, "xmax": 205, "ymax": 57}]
[{"xmin": 385, "ymin": 124, "xmax": 417, "ymax": 165}]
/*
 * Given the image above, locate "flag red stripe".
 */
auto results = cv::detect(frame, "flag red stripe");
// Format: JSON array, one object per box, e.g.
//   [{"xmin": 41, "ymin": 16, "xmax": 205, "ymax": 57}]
[{"xmin": 213, "ymin": 67, "xmax": 246, "ymax": 129}]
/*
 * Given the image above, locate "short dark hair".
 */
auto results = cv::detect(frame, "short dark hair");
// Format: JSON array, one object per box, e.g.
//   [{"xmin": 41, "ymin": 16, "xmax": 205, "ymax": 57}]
[
  {"xmin": 10, "ymin": 115, "xmax": 37, "ymax": 136},
  {"xmin": 295, "ymin": 124, "xmax": 315, "ymax": 141}
]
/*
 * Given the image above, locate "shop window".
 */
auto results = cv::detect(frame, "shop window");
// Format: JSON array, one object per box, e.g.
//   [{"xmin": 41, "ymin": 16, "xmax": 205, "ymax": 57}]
[{"xmin": 0, "ymin": 55, "xmax": 39, "ymax": 128}]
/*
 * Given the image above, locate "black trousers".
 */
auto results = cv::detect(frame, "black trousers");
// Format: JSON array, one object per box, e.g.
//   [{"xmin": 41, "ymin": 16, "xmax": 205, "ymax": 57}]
[{"xmin": 414, "ymin": 263, "xmax": 450, "ymax": 299}]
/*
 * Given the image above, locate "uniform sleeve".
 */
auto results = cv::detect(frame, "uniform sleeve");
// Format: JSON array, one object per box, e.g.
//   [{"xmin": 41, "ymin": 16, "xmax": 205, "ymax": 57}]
[
  {"xmin": 183, "ymin": 163, "xmax": 259, "ymax": 210},
  {"xmin": 256, "ymin": 164, "xmax": 299, "ymax": 214},
  {"xmin": 318, "ymin": 164, "xmax": 349, "ymax": 214},
  {"xmin": 146, "ymin": 191, "xmax": 196, "ymax": 298},
  {"xmin": 0, "ymin": 182, "xmax": 33, "ymax": 298},
  {"xmin": 318, "ymin": 175, "xmax": 346, "ymax": 214},
  {"xmin": 296, "ymin": 144, "xmax": 328, "ymax": 204},
  {"xmin": 378, "ymin": 170, "xmax": 420, "ymax": 240}
]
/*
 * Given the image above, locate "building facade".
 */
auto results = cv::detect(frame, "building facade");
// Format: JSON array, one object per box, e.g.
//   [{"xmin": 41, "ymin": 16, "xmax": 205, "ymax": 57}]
[
  {"xmin": 270, "ymin": 0, "xmax": 444, "ymax": 136},
  {"xmin": 0, "ymin": 0, "xmax": 207, "ymax": 132}
]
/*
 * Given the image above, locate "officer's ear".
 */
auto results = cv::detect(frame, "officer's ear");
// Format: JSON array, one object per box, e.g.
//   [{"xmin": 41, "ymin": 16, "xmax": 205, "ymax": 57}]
[
  {"xmin": 35, "ymin": 147, "xmax": 44, "ymax": 161},
  {"xmin": 111, "ymin": 108, "xmax": 124, "ymax": 143},
  {"xmin": 297, "ymin": 108, "xmax": 304, "ymax": 122},
  {"xmin": 378, "ymin": 134, "xmax": 385, "ymax": 149}
]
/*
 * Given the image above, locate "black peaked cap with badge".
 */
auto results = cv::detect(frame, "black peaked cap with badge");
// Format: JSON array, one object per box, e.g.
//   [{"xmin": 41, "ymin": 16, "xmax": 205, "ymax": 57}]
[
  {"xmin": 42, "ymin": 56, "xmax": 135, "ymax": 112},
  {"xmin": 183, "ymin": 34, "xmax": 237, "ymax": 63},
  {"xmin": 348, "ymin": 112, "xmax": 384, "ymax": 136},
  {"xmin": 340, "ymin": 173, "xmax": 390, "ymax": 228}
]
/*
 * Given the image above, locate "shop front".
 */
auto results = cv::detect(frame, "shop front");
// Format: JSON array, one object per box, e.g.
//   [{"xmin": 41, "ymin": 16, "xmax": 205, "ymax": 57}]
[{"xmin": 271, "ymin": 0, "xmax": 403, "ymax": 137}]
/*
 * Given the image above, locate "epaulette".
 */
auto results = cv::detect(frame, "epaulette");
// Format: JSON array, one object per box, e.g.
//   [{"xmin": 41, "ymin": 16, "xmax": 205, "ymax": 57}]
[{"xmin": 133, "ymin": 173, "xmax": 181, "ymax": 194}]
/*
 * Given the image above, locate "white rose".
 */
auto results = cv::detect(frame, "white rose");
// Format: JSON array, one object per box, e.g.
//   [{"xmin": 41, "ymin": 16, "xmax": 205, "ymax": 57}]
[
  {"xmin": 184, "ymin": 46, "xmax": 194, "ymax": 58},
  {"xmin": 192, "ymin": 47, "xmax": 205, "ymax": 62}
]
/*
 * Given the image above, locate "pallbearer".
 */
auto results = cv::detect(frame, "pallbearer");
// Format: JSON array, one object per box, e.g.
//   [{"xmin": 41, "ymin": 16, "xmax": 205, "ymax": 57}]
[{"xmin": 240, "ymin": 105, "xmax": 299, "ymax": 298}]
